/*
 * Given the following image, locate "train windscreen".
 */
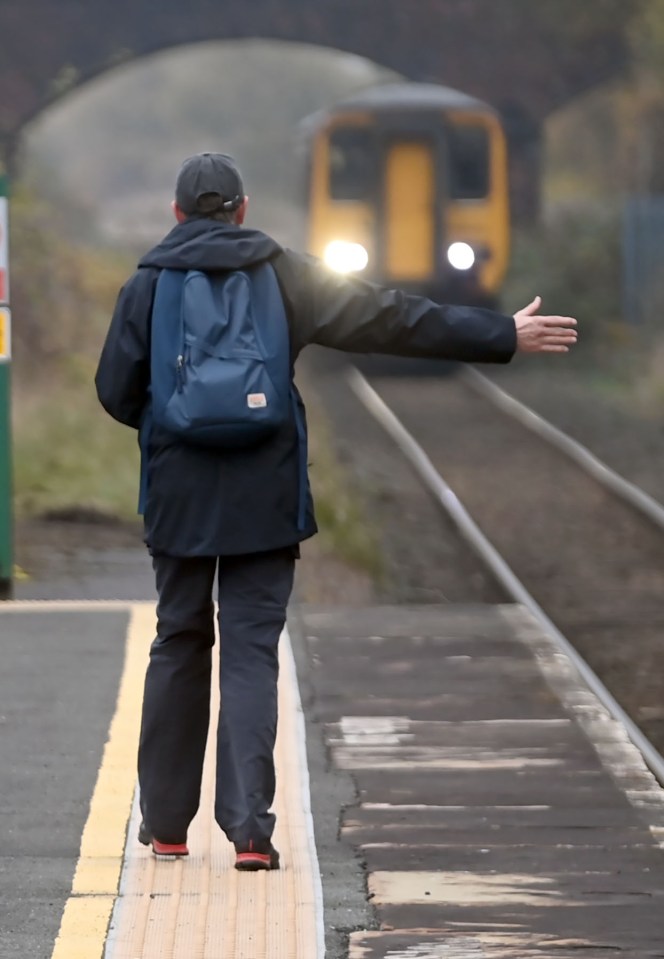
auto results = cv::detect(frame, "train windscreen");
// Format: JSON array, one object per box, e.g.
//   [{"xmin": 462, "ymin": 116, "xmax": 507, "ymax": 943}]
[
  {"xmin": 328, "ymin": 127, "xmax": 375, "ymax": 201},
  {"xmin": 448, "ymin": 125, "xmax": 490, "ymax": 200}
]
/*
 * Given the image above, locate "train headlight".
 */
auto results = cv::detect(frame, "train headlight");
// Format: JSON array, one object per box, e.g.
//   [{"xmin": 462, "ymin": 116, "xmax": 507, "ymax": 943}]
[
  {"xmin": 447, "ymin": 242, "xmax": 476, "ymax": 271},
  {"xmin": 324, "ymin": 241, "xmax": 369, "ymax": 274}
]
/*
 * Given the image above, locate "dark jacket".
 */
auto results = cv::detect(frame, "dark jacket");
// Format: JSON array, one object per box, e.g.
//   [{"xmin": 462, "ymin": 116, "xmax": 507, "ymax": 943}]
[{"xmin": 95, "ymin": 217, "xmax": 517, "ymax": 557}]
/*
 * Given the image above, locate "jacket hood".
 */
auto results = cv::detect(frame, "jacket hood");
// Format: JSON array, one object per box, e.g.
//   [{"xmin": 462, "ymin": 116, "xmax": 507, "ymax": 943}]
[{"xmin": 139, "ymin": 217, "xmax": 282, "ymax": 272}]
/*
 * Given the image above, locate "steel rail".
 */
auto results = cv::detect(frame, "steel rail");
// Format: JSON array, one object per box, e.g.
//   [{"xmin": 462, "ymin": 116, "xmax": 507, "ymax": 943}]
[
  {"xmin": 348, "ymin": 366, "xmax": 664, "ymax": 787},
  {"xmin": 461, "ymin": 365, "xmax": 664, "ymax": 532}
]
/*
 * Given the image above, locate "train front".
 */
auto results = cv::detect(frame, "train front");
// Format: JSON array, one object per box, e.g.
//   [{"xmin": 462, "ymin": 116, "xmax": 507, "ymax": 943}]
[{"xmin": 303, "ymin": 83, "xmax": 510, "ymax": 309}]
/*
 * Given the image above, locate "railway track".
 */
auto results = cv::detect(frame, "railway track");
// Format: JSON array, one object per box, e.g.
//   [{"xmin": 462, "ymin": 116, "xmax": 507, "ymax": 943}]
[
  {"xmin": 337, "ymin": 361, "xmax": 664, "ymax": 782},
  {"xmin": 349, "ymin": 369, "xmax": 664, "ymax": 783}
]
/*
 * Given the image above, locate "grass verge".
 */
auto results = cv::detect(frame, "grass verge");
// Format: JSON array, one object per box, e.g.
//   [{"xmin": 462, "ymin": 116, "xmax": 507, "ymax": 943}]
[
  {"xmin": 303, "ymin": 384, "xmax": 384, "ymax": 582},
  {"xmin": 13, "ymin": 365, "xmax": 140, "ymax": 521},
  {"xmin": 13, "ymin": 361, "xmax": 384, "ymax": 583}
]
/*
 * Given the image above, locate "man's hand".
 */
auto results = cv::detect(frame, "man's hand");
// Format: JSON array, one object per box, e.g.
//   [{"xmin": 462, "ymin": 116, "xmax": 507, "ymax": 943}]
[{"xmin": 513, "ymin": 296, "xmax": 578, "ymax": 353}]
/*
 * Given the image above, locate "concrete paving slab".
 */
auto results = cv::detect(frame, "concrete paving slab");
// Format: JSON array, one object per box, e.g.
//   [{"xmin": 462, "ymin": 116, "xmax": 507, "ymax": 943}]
[
  {"xmin": 300, "ymin": 605, "xmax": 518, "ymax": 639},
  {"xmin": 349, "ymin": 929, "xmax": 664, "ymax": 958},
  {"xmin": 292, "ymin": 602, "xmax": 664, "ymax": 956},
  {"xmin": 353, "ymin": 767, "xmax": 627, "ymax": 808},
  {"xmin": 344, "ymin": 821, "xmax": 652, "ymax": 850},
  {"xmin": 343, "ymin": 804, "xmax": 643, "ymax": 831},
  {"xmin": 360, "ymin": 841, "xmax": 664, "ymax": 874},
  {"xmin": 326, "ymin": 718, "xmax": 585, "ymax": 750},
  {"xmin": 14, "ymin": 545, "xmax": 155, "ymax": 602},
  {"xmin": 376, "ymin": 901, "xmax": 664, "ymax": 951}
]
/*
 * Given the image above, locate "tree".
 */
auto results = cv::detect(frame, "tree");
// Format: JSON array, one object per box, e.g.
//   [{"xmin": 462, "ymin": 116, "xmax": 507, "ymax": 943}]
[{"xmin": 627, "ymin": 0, "xmax": 664, "ymax": 192}]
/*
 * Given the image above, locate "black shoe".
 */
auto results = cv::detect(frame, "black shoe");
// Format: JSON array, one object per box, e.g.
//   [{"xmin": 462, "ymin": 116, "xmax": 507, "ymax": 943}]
[
  {"xmin": 234, "ymin": 839, "xmax": 280, "ymax": 871},
  {"xmin": 138, "ymin": 820, "xmax": 189, "ymax": 859}
]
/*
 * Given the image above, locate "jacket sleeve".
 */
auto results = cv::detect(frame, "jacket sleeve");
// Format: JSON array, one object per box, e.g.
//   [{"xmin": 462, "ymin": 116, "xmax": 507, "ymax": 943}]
[
  {"xmin": 95, "ymin": 268, "xmax": 156, "ymax": 429},
  {"xmin": 273, "ymin": 250, "xmax": 517, "ymax": 364}
]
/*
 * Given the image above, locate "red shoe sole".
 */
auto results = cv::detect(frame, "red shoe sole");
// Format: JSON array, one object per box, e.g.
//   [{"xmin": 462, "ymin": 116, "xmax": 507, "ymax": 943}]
[
  {"xmin": 152, "ymin": 839, "xmax": 189, "ymax": 858},
  {"xmin": 235, "ymin": 852, "xmax": 272, "ymax": 871}
]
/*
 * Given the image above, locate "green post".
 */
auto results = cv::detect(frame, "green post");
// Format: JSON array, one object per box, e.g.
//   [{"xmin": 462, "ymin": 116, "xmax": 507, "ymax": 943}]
[{"xmin": 0, "ymin": 171, "xmax": 12, "ymax": 599}]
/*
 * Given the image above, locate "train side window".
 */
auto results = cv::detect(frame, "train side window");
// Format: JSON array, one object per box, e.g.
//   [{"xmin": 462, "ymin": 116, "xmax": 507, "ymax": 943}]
[
  {"xmin": 448, "ymin": 124, "xmax": 490, "ymax": 200},
  {"xmin": 328, "ymin": 128, "xmax": 375, "ymax": 201}
]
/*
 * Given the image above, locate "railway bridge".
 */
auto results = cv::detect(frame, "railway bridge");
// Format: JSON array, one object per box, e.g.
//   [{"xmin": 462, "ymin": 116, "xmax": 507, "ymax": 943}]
[{"xmin": 0, "ymin": 0, "xmax": 638, "ymax": 218}]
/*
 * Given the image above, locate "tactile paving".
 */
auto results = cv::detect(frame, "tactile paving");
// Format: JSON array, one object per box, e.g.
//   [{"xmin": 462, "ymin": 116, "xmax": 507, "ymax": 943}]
[{"xmin": 105, "ymin": 629, "xmax": 322, "ymax": 959}]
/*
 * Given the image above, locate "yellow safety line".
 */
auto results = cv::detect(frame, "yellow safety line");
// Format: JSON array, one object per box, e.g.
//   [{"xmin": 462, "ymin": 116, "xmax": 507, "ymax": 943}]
[{"xmin": 50, "ymin": 603, "xmax": 155, "ymax": 959}]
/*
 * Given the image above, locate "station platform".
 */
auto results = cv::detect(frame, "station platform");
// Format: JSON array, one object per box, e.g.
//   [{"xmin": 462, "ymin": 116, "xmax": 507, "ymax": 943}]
[{"xmin": 1, "ymin": 600, "xmax": 663, "ymax": 958}]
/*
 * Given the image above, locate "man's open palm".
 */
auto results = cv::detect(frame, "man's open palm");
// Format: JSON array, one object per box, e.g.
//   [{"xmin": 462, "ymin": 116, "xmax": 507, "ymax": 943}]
[{"xmin": 514, "ymin": 296, "xmax": 578, "ymax": 353}]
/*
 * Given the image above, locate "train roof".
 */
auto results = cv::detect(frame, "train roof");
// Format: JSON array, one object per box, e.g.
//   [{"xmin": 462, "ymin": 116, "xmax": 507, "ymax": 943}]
[
  {"xmin": 297, "ymin": 82, "xmax": 496, "ymax": 139},
  {"xmin": 333, "ymin": 82, "xmax": 495, "ymax": 114}
]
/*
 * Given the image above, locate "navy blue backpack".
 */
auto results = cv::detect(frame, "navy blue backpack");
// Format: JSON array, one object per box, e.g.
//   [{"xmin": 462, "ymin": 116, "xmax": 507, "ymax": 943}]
[{"xmin": 139, "ymin": 262, "xmax": 307, "ymax": 526}]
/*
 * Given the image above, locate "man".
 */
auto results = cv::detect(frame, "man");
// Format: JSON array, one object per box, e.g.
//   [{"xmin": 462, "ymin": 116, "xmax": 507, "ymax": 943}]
[{"xmin": 95, "ymin": 152, "xmax": 577, "ymax": 868}]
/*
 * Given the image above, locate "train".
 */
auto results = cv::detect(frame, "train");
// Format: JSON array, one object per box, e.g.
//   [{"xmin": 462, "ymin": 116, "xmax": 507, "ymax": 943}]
[{"xmin": 300, "ymin": 82, "xmax": 510, "ymax": 308}]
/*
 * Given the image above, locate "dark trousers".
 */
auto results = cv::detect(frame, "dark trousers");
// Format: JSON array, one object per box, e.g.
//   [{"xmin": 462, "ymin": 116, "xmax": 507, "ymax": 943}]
[{"xmin": 138, "ymin": 548, "xmax": 296, "ymax": 846}]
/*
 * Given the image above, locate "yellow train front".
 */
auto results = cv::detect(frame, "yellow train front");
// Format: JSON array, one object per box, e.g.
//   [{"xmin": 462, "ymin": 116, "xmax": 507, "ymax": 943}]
[{"xmin": 302, "ymin": 83, "xmax": 510, "ymax": 308}]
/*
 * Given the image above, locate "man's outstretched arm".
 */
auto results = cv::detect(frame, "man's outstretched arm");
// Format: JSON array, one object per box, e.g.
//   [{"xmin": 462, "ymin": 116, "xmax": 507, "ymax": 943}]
[{"xmin": 514, "ymin": 296, "xmax": 578, "ymax": 353}]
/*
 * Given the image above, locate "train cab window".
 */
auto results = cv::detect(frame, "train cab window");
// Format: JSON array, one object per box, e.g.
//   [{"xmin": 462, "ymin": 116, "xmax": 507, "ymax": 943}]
[
  {"xmin": 328, "ymin": 127, "xmax": 375, "ymax": 201},
  {"xmin": 448, "ymin": 124, "xmax": 490, "ymax": 200}
]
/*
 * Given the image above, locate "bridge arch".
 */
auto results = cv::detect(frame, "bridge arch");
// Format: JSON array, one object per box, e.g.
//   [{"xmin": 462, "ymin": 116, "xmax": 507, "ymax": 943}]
[
  {"xmin": 2, "ymin": 0, "xmax": 634, "ymax": 142},
  {"xmin": 23, "ymin": 39, "xmax": 403, "ymax": 246},
  {"xmin": 0, "ymin": 0, "xmax": 637, "ymax": 218}
]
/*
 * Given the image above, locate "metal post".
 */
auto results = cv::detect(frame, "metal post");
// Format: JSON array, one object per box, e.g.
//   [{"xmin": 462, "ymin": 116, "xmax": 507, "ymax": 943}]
[{"xmin": 0, "ymin": 171, "xmax": 13, "ymax": 599}]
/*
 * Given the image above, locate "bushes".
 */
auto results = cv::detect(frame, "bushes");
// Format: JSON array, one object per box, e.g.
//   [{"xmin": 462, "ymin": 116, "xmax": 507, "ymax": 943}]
[
  {"xmin": 10, "ymin": 185, "xmax": 138, "ymax": 518},
  {"xmin": 504, "ymin": 206, "xmax": 626, "ymax": 350},
  {"xmin": 13, "ymin": 377, "xmax": 140, "ymax": 519},
  {"xmin": 10, "ymin": 184, "xmax": 131, "ymax": 377}
]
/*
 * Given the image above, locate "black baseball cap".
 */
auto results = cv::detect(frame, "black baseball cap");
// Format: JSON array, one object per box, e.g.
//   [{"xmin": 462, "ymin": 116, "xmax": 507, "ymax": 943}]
[{"xmin": 175, "ymin": 152, "xmax": 245, "ymax": 215}]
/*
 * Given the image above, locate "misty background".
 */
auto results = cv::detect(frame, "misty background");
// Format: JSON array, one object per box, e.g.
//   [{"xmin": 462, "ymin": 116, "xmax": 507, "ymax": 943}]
[
  {"xmin": 21, "ymin": 41, "xmax": 399, "ymax": 250},
  {"xmin": 10, "ymin": 14, "xmax": 664, "ymax": 521}
]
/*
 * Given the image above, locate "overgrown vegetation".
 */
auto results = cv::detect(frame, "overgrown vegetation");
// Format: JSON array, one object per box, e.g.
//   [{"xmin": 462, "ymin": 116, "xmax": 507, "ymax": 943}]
[
  {"xmin": 510, "ymin": 0, "xmax": 664, "ymax": 403},
  {"xmin": 301, "ymin": 383, "xmax": 384, "ymax": 581},
  {"xmin": 13, "ymin": 383, "xmax": 140, "ymax": 519},
  {"xmin": 10, "ymin": 185, "xmax": 128, "ymax": 369},
  {"xmin": 504, "ymin": 209, "xmax": 626, "ymax": 350},
  {"xmin": 10, "ymin": 185, "xmax": 139, "ymax": 518}
]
